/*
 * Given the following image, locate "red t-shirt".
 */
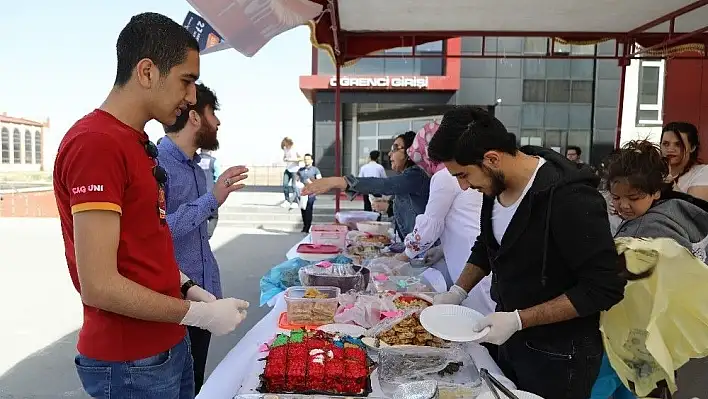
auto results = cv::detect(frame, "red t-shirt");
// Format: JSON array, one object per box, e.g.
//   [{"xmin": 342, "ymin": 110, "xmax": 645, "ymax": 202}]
[{"xmin": 53, "ymin": 109, "xmax": 185, "ymax": 361}]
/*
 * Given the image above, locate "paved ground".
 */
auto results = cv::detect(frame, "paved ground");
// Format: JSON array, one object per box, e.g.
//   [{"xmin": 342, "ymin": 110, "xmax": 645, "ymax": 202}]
[
  {"xmin": 0, "ymin": 218, "xmax": 302, "ymax": 398},
  {"xmin": 1, "ymin": 217, "xmax": 706, "ymax": 398}
]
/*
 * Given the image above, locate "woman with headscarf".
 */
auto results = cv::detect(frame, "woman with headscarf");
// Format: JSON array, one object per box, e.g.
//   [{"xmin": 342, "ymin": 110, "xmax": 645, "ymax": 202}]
[
  {"xmin": 302, "ymin": 130, "xmax": 430, "ymax": 240},
  {"xmin": 393, "ymin": 121, "xmax": 496, "ymax": 316}
]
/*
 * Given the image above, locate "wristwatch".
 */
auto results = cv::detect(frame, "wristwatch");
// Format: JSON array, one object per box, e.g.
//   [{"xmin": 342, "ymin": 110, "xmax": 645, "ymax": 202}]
[{"xmin": 181, "ymin": 279, "xmax": 197, "ymax": 298}]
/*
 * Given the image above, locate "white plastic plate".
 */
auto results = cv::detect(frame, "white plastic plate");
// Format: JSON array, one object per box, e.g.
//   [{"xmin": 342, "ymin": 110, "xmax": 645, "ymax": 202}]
[{"xmin": 419, "ymin": 304, "xmax": 491, "ymax": 342}]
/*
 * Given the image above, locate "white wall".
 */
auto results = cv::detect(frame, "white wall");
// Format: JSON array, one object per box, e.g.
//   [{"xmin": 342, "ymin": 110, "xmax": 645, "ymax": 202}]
[{"xmin": 619, "ymin": 59, "xmax": 664, "ymax": 146}]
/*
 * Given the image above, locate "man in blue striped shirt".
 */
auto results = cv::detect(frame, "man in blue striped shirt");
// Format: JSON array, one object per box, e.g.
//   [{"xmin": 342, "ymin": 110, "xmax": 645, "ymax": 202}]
[{"xmin": 159, "ymin": 82, "xmax": 248, "ymax": 393}]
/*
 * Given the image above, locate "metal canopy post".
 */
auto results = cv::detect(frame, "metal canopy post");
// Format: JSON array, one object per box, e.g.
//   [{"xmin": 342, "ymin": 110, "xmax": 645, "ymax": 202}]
[
  {"xmin": 331, "ymin": 0, "xmax": 343, "ymax": 213},
  {"xmin": 334, "ymin": 63, "xmax": 342, "ymax": 213},
  {"xmin": 615, "ymin": 41, "xmax": 630, "ymax": 149}
]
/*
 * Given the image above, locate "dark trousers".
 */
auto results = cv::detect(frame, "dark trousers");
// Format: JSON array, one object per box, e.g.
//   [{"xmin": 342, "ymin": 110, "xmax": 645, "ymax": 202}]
[
  {"xmin": 497, "ymin": 332, "xmax": 603, "ymax": 399},
  {"xmin": 282, "ymin": 170, "xmax": 296, "ymax": 203},
  {"xmin": 187, "ymin": 326, "xmax": 212, "ymax": 394},
  {"xmin": 363, "ymin": 195, "xmax": 372, "ymax": 211},
  {"xmin": 300, "ymin": 196, "xmax": 316, "ymax": 232}
]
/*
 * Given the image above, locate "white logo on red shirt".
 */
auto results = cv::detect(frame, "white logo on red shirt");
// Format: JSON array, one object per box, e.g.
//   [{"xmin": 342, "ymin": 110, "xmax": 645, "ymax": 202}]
[{"xmin": 72, "ymin": 185, "xmax": 104, "ymax": 194}]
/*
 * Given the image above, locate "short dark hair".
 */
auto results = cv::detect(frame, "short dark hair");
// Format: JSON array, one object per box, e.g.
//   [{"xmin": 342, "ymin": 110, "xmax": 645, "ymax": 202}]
[
  {"xmin": 566, "ymin": 145, "xmax": 582, "ymax": 156},
  {"xmin": 605, "ymin": 140, "xmax": 670, "ymax": 195},
  {"xmin": 164, "ymin": 83, "xmax": 219, "ymax": 133},
  {"xmin": 114, "ymin": 12, "xmax": 199, "ymax": 87},
  {"xmin": 304, "ymin": 153, "xmax": 313, "ymax": 158},
  {"xmin": 428, "ymin": 106, "xmax": 516, "ymax": 166},
  {"xmin": 369, "ymin": 150, "xmax": 380, "ymax": 162}
]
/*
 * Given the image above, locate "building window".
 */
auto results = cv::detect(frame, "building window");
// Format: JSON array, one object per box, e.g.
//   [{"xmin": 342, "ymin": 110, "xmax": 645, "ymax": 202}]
[
  {"xmin": 12, "ymin": 128, "xmax": 21, "ymax": 164},
  {"xmin": 523, "ymin": 38, "xmax": 548, "ymax": 55},
  {"xmin": 34, "ymin": 131, "xmax": 42, "ymax": 165},
  {"xmin": 546, "ymin": 80, "xmax": 571, "ymax": 102},
  {"xmin": 1, "ymin": 128, "xmax": 9, "ymax": 164},
  {"xmin": 570, "ymin": 80, "xmax": 594, "ymax": 104},
  {"xmin": 523, "ymin": 80, "xmax": 546, "ymax": 102},
  {"xmin": 24, "ymin": 130, "xmax": 32, "ymax": 164},
  {"xmin": 317, "ymin": 41, "xmax": 445, "ymax": 76},
  {"xmin": 524, "ymin": 79, "xmax": 594, "ymax": 104},
  {"xmin": 636, "ymin": 60, "xmax": 664, "ymax": 125}
]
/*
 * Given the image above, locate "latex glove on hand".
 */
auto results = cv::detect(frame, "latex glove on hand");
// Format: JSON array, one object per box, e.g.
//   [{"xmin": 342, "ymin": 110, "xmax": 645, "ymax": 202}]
[
  {"xmin": 433, "ymin": 285, "xmax": 468, "ymax": 305},
  {"xmin": 474, "ymin": 311, "xmax": 522, "ymax": 345},
  {"xmin": 424, "ymin": 247, "xmax": 444, "ymax": 266},
  {"xmin": 186, "ymin": 285, "xmax": 217, "ymax": 303},
  {"xmin": 180, "ymin": 298, "xmax": 250, "ymax": 336}
]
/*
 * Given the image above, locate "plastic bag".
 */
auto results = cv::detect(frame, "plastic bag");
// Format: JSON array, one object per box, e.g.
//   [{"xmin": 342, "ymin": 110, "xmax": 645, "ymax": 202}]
[
  {"xmin": 366, "ymin": 257, "xmax": 410, "ymax": 275},
  {"xmin": 372, "ymin": 273, "xmax": 436, "ymax": 293},
  {"xmin": 259, "ymin": 255, "xmax": 353, "ymax": 306},
  {"xmin": 601, "ymin": 237, "xmax": 708, "ymax": 397},
  {"xmin": 365, "ymin": 308, "xmax": 420, "ymax": 338},
  {"xmin": 336, "ymin": 210, "xmax": 380, "ymax": 226},
  {"xmin": 377, "ymin": 344, "xmax": 467, "ymax": 384},
  {"xmin": 334, "ymin": 293, "xmax": 398, "ymax": 328}
]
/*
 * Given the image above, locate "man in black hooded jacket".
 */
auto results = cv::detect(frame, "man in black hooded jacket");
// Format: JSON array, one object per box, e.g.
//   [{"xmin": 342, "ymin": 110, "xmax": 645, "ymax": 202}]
[{"xmin": 428, "ymin": 106, "xmax": 626, "ymax": 399}]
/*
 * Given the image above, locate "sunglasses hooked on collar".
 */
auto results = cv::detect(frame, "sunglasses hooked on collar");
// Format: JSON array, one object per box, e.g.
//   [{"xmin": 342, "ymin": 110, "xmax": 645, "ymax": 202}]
[
  {"xmin": 144, "ymin": 140, "xmax": 168, "ymax": 186},
  {"xmin": 144, "ymin": 140, "xmax": 168, "ymax": 224}
]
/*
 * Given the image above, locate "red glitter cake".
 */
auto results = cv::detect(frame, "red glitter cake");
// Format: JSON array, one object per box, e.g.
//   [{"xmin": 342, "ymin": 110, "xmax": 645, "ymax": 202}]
[{"xmin": 260, "ymin": 330, "xmax": 371, "ymax": 396}]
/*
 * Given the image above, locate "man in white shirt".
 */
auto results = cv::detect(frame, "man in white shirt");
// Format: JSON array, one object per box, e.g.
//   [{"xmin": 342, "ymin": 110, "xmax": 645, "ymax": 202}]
[{"xmin": 358, "ymin": 150, "xmax": 387, "ymax": 211}]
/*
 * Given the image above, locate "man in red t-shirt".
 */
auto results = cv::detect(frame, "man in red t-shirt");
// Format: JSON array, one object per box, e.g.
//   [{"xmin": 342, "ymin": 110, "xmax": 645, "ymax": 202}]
[{"xmin": 53, "ymin": 12, "xmax": 249, "ymax": 398}]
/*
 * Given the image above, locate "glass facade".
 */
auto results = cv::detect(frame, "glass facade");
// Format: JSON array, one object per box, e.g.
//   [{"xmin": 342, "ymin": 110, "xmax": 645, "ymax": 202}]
[
  {"xmin": 356, "ymin": 117, "xmax": 440, "ymax": 171},
  {"xmin": 310, "ymin": 37, "xmax": 623, "ymax": 173},
  {"xmin": 317, "ymin": 41, "xmax": 445, "ymax": 76}
]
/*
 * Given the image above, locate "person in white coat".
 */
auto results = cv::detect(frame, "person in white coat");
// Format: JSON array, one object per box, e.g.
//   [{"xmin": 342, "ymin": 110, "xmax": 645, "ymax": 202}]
[{"xmin": 396, "ymin": 121, "xmax": 496, "ymax": 316}]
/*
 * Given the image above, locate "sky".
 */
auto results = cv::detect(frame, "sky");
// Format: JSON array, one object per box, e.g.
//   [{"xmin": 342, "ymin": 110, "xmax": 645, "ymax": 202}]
[{"xmin": 0, "ymin": 0, "xmax": 314, "ymax": 168}]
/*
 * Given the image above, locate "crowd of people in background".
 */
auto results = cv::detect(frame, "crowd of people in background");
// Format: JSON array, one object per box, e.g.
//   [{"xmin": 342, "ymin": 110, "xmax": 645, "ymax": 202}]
[{"xmin": 303, "ymin": 106, "xmax": 708, "ymax": 399}]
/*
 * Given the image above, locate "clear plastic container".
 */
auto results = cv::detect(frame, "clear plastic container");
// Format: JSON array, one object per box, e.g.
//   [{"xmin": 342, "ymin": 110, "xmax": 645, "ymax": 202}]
[
  {"xmin": 311, "ymin": 224, "xmax": 348, "ymax": 248},
  {"xmin": 284, "ymin": 286, "xmax": 341, "ymax": 325}
]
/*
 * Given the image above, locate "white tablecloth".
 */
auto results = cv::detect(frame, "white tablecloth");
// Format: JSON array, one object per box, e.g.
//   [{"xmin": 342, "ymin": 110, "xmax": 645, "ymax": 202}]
[{"xmin": 197, "ymin": 293, "xmax": 515, "ymax": 399}]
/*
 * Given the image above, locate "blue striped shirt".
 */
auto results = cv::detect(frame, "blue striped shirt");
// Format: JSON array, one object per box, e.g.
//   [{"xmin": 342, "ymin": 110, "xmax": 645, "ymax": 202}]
[{"xmin": 158, "ymin": 136, "xmax": 222, "ymax": 297}]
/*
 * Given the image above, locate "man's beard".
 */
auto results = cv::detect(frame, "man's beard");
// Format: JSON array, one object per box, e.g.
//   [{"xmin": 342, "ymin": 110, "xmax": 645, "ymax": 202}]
[
  {"xmin": 195, "ymin": 119, "xmax": 219, "ymax": 151},
  {"xmin": 483, "ymin": 164, "xmax": 507, "ymax": 198}
]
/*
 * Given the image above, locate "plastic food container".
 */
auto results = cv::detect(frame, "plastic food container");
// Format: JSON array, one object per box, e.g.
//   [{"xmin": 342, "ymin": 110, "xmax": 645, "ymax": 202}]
[
  {"xmin": 357, "ymin": 221, "xmax": 392, "ymax": 235},
  {"xmin": 335, "ymin": 211, "xmax": 380, "ymax": 230},
  {"xmin": 284, "ymin": 286, "xmax": 341, "ymax": 325},
  {"xmin": 295, "ymin": 243, "xmax": 340, "ymax": 262},
  {"xmin": 299, "ymin": 264, "xmax": 371, "ymax": 292},
  {"xmin": 311, "ymin": 224, "xmax": 348, "ymax": 248}
]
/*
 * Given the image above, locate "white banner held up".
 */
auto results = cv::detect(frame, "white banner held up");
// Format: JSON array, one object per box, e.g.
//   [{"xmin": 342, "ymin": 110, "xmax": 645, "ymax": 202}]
[{"xmin": 186, "ymin": 0, "xmax": 324, "ymax": 57}]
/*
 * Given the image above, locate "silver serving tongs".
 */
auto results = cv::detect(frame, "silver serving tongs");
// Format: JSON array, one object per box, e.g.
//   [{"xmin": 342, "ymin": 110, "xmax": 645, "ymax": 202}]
[{"xmin": 480, "ymin": 368, "xmax": 519, "ymax": 399}]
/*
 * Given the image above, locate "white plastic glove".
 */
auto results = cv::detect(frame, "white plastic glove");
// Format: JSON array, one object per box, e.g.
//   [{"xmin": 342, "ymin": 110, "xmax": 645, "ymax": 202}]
[
  {"xmin": 433, "ymin": 285, "xmax": 468, "ymax": 305},
  {"xmin": 180, "ymin": 298, "xmax": 249, "ymax": 336},
  {"xmin": 424, "ymin": 247, "xmax": 445, "ymax": 266},
  {"xmin": 473, "ymin": 311, "xmax": 522, "ymax": 345},
  {"xmin": 186, "ymin": 285, "xmax": 217, "ymax": 303}
]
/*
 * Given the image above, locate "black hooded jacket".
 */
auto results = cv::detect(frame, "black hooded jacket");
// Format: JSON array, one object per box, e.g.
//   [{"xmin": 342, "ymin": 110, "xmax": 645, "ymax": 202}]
[{"xmin": 468, "ymin": 146, "xmax": 626, "ymax": 340}]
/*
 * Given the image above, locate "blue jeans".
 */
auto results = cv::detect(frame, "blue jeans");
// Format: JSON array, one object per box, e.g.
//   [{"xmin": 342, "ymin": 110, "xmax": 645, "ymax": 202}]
[
  {"xmin": 283, "ymin": 170, "xmax": 297, "ymax": 203},
  {"xmin": 74, "ymin": 336, "xmax": 194, "ymax": 399}
]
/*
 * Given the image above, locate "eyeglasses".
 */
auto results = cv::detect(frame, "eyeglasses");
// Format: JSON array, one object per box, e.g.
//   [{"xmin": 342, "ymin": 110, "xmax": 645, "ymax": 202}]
[
  {"xmin": 144, "ymin": 140, "xmax": 167, "ymax": 224},
  {"xmin": 390, "ymin": 144, "xmax": 404, "ymax": 152}
]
